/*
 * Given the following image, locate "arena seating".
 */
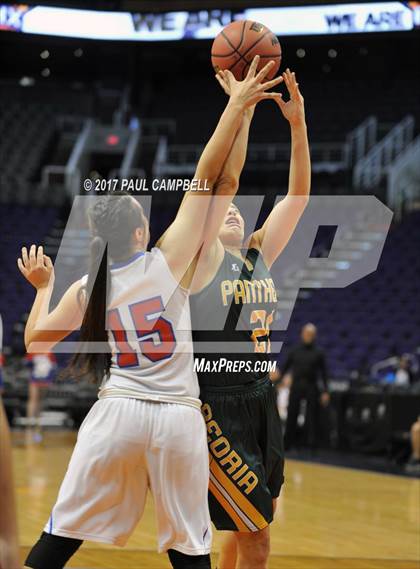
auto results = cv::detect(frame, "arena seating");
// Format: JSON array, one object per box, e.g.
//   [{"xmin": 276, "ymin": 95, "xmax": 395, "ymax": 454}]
[
  {"xmin": 0, "ymin": 204, "xmax": 58, "ymax": 349},
  {"xmin": 0, "ymin": 83, "xmax": 93, "ymax": 204},
  {"xmin": 278, "ymin": 210, "xmax": 420, "ymax": 379},
  {"xmin": 145, "ymin": 75, "xmax": 420, "ymax": 145}
]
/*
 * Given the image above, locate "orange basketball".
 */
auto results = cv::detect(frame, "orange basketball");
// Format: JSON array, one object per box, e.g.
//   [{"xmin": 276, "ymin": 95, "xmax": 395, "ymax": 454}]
[{"xmin": 211, "ymin": 20, "xmax": 282, "ymax": 81}]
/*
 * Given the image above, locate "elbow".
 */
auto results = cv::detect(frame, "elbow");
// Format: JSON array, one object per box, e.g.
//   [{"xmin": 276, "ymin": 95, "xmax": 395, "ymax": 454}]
[
  {"xmin": 286, "ymin": 192, "xmax": 310, "ymax": 212},
  {"xmin": 24, "ymin": 331, "xmax": 36, "ymax": 352},
  {"xmin": 290, "ymin": 191, "xmax": 310, "ymax": 203},
  {"xmin": 25, "ymin": 333, "xmax": 55, "ymax": 354},
  {"xmin": 24, "ymin": 329, "xmax": 46, "ymax": 353},
  {"xmin": 214, "ymin": 174, "xmax": 239, "ymax": 196}
]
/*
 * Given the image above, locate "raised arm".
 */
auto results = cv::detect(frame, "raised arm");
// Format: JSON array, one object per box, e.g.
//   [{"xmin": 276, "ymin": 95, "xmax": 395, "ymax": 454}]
[
  {"xmin": 158, "ymin": 58, "xmax": 282, "ymax": 282},
  {"xmin": 17, "ymin": 245, "xmax": 84, "ymax": 352},
  {"xmin": 248, "ymin": 69, "xmax": 310, "ymax": 268},
  {"xmin": 201, "ymin": 104, "xmax": 255, "ymax": 250},
  {"xmin": 200, "ymin": 69, "xmax": 260, "ymax": 195},
  {"xmin": 188, "ymin": 73, "xmax": 262, "ymax": 266}
]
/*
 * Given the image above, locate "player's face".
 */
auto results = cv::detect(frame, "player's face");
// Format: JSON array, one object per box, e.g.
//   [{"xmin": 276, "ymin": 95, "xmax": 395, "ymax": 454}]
[{"xmin": 219, "ymin": 204, "xmax": 245, "ymax": 248}]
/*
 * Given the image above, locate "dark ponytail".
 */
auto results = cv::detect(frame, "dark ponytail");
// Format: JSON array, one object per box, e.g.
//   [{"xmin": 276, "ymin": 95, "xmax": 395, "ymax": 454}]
[
  {"xmin": 67, "ymin": 236, "xmax": 111, "ymax": 383},
  {"xmin": 66, "ymin": 195, "xmax": 145, "ymax": 384}
]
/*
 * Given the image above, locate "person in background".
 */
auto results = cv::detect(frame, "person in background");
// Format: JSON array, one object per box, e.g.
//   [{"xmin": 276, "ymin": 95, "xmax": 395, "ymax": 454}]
[
  {"xmin": 405, "ymin": 417, "xmax": 420, "ymax": 474},
  {"xmin": 0, "ymin": 398, "xmax": 21, "ymax": 569},
  {"xmin": 395, "ymin": 354, "xmax": 414, "ymax": 387},
  {"xmin": 280, "ymin": 323, "xmax": 330, "ymax": 450},
  {"xmin": 25, "ymin": 353, "xmax": 56, "ymax": 442}
]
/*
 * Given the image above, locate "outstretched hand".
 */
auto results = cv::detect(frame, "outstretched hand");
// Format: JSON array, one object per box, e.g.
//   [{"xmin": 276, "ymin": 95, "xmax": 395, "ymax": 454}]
[
  {"xmin": 215, "ymin": 55, "xmax": 283, "ymax": 110},
  {"xmin": 275, "ymin": 68, "xmax": 305, "ymax": 127},
  {"xmin": 17, "ymin": 245, "xmax": 54, "ymax": 290}
]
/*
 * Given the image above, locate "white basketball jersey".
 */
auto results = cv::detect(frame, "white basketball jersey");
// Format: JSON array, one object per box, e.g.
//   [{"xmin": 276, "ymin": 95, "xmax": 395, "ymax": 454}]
[{"xmin": 98, "ymin": 248, "xmax": 200, "ymax": 407}]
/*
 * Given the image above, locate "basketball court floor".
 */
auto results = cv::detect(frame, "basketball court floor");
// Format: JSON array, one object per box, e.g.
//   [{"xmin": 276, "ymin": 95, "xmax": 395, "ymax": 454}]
[{"xmin": 14, "ymin": 432, "xmax": 419, "ymax": 569}]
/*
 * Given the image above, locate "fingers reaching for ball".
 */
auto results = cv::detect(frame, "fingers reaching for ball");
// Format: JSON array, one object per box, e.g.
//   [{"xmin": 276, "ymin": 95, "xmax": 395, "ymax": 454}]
[
  {"xmin": 214, "ymin": 63, "xmax": 305, "ymax": 124},
  {"xmin": 246, "ymin": 54, "xmax": 261, "ymax": 79},
  {"xmin": 258, "ymin": 74, "xmax": 283, "ymax": 92},
  {"xmin": 215, "ymin": 56, "xmax": 284, "ymax": 111},
  {"xmin": 275, "ymin": 69, "xmax": 306, "ymax": 126},
  {"xmin": 215, "ymin": 70, "xmax": 230, "ymax": 95},
  {"xmin": 254, "ymin": 59, "xmax": 276, "ymax": 84},
  {"xmin": 215, "ymin": 64, "xmax": 305, "ymax": 125},
  {"xmin": 282, "ymin": 68, "xmax": 303, "ymax": 101},
  {"xmin": 214, "ymin": 57, "xmax": 305, "ymax": 118}
]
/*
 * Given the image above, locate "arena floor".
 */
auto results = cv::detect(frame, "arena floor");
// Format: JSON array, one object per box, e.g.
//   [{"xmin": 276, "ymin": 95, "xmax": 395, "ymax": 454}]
[{"xmin": 14, "ymin": 431, "xmax": 419, "ymax": 569}]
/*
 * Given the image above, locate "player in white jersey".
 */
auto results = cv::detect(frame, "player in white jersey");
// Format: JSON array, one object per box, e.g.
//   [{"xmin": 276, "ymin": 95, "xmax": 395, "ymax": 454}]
[{"xmin": 19, "ymin": 57, "xmax": 282, "ymax": 569}]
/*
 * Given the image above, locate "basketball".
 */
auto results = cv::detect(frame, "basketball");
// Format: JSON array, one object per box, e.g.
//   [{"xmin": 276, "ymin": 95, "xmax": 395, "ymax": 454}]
[{"xmin": 211, "ymin": 20, "xmax": 282, "ymax": 81}]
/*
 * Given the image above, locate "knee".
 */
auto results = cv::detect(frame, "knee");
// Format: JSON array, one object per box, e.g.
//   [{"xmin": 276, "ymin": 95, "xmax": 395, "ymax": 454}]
[
  {"xmin": 25, "ymin": 532, "xmax": 82, "ymax": 569},
  {"xmin": 237, "ymin": 528, "xmax": 270, "ymax": 564},
  {"xmin": 252, "ymin": 530, "xmax": 270, "ymax": 563}
]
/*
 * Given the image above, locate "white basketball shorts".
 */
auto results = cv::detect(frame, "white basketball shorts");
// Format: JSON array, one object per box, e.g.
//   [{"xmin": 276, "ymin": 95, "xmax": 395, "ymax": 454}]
[{"xmin": 44, "ymin": 397, "xmax": 212, "ymax": 555}]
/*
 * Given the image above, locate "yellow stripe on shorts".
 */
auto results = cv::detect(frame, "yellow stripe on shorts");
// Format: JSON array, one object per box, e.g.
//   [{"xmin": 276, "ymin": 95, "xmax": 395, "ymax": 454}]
[
  {"xmin": 210, "ymin": 459, "xmax": 269, "ymax": 531},
  {"xmin": 208, "ymin": 478, "xmax": 249, "ymax": 531}
]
